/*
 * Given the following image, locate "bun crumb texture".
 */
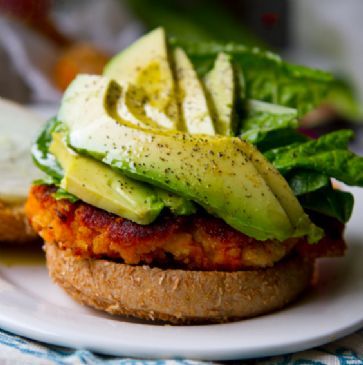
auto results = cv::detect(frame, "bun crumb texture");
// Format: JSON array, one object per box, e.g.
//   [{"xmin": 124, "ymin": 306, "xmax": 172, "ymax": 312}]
[{"xmin": 46, "ymin": 242, "xmax": 314, "ymax": 324}]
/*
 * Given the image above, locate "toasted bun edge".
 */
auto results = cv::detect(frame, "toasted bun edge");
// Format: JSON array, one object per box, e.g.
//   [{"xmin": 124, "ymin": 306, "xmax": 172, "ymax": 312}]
[{"xmin": 46, "ymin": 242, "xmax": 314, "ymax": 324}]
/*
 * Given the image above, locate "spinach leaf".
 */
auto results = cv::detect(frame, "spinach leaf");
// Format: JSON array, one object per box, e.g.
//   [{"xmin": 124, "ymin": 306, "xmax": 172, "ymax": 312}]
[
  {"xmin": 31, "ymin": 117, "xmax": 63, "ymax": 181},
  {"xmin": 299, "ymin": 187, "xmax": 354, "ymax": 223},
  {"xmin": 265, "ymin": 130, "xmax": 363, "ymax": 186}
]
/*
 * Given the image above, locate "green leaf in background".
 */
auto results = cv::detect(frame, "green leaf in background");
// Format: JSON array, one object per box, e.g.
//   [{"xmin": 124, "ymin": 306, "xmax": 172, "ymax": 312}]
[
  {"xmin": 299, "ymin": 187, "xmax": 354, "ymax": 223},
  {"xmin": 174, "ymin": 41, "xmax": 360, "ymax": 118},
  {"xmin": 265, "ymin": 130, "xmax": 363, "ymax": 186},
  {"xmin": 325, "ymin": 78, "xmax": 362, "ymax": 121},
  {"xmin": 124, "ymin": 0, "xmax": 263, "ymax": 47},
  {"xmin": 31, "ymin": 117, "xmax": 63, "ymax": 181}
]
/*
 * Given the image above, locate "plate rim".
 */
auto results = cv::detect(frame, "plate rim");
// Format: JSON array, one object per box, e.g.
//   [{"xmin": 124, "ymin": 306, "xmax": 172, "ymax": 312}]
[{"xmin": 0, "ymin": 293, "xmax": 362, "ymax": 360}]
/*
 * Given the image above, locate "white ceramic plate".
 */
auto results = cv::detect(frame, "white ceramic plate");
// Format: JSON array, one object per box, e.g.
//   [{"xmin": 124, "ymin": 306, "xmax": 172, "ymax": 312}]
[{"xmin": 0, "ymin": 188, "xmax": 362, "ymax": 361}]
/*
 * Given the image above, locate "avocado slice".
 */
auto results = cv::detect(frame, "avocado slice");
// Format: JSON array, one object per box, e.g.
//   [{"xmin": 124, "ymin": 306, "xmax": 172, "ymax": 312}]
[
  {"xmin": 156, "ymin": 189, "xmax": 196, "ymax": 215},
  {"xmin": 204, "ymin": 52, "xmax": 237, "ymax": 136},
  {"xmin": 59, "ymin": 75, "xmax": 322, "ymax": 242},
  {"xmin": 104, "ymin": 27, "xmax": 179, "ymax": 130},
  {"xmin": 241, "ymin": 141, "xmax": 323, "ymax": 242},
  {"xmin": 173, "ymin": 48, "xmax": 215, "ymax": 135},
  {"xmin": 117, "ymin": 83, "xmax": 161, "ymax": 129},
  {"xmin": 49, "ymin": 132, "xmax": 164, "ymax": 225}
]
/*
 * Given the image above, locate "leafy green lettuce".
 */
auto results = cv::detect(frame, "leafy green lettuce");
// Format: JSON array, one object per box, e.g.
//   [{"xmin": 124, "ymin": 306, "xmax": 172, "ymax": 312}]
[
  {"xmin": 265, "ymin": 130, "xmax": 363, "ymax": 186},
  {"xmin": 31, "ymin": 117, "xmax": 63, "ymax": 181},
  {"xmin": 259, "ymin": 129, "xmax": 363, "ymax": 223},
  {"xmin": 53, "ymin": 188, "xmax": 79, "ymax": 203},
  {"xmin": 285, "ymin": 170, "xmax": 354, "ymax": 223},
  {"xmin": 298, "ymin": 186, "xmax": 354, "ymax": 223},
  {"xmin": 31, "ymin": 118, "xmax": 78, "ymax": 202},
  {"xmin": 286, "ymin": 170, "xmax": 330, "ymax": 196},
  {"xmin": 173, "ymin": 40, "xmax": 360, "ymax": 119},
  {"xmin": 240, "ymin": 100, "xmax": 307, "ymax": 151}
]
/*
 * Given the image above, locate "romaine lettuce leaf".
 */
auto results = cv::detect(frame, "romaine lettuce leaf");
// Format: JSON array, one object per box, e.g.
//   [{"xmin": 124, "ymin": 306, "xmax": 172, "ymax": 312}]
[
  {"xmin": 241, "ymin": 100, "xmax": 298, "ymax": 131},
  {"xmin": 53, "ymin": 188, "xmax": 79, "ymax": 203},
  {"xmin": 299, "ymin": 187, "xmax": 354, "ymax": 223},
  {"xmin": 32, "ymin": 174, "xmax": 59, "ymax": 187},
  {"xmin": 254, "ymin": 127, "xmax": 360, "ymax": 223},
  {"xmin": 239, "ymin": 99, "xmax": 308, "ymax": 151},
  {"xmin": 33, "ymin": 176, "xmax": 79, "ymax": 203},
  {"xmin": 31, "ymin": 118, "xmax": 80, "ymax": 202},
  {"xmin": 243, "ymin": 128, "xmax": 307, "ymax": 152},
  {"xmin": 264, "ymin": 130, "xmax": 363, "ymax": 186},
  {"xmin": 287, "ymin": 170, "xmax": 330, "ymax": 196},
  {"xmin": 31, "ymin": 117, "xmax": 63, "ymax": 181}
]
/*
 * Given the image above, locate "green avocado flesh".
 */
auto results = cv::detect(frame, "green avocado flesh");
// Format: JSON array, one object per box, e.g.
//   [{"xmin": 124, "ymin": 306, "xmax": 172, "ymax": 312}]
[
  {"xmin": 50, "ymin": 132, "xmax": 195, "ymax": 220},
  {"xmin": 116, "ymin": 84, "xmax": 162, "ymax": 129},
  {"xmin": 173, "ymin": 47, "xmax": 215, "ymax": 135},
  {"xmin": 58, "ymin": 74, "xmax": 322, "ymax": 242},
  {"xmin": 204, "ymin": 52, "xmax": 236, "ymax": 136},
  {"xmin": 156, "ymin": 189, "xmax": 196, "ymax": 215},
  {"xmin": 49, "ymin": 132, "xmax": 163, "ymax": 224},
  {"xmin": 104, "ymin": 27, "xmax": 180, "ymax": 130}
]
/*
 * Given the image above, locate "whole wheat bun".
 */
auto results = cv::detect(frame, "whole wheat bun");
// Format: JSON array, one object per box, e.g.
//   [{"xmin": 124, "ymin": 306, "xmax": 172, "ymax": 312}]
[
  {"xmin": 46, "ymin": 242, "xmax": 314, "ymax": 324},
  {"xmin": 0, "ymin": 200, "xmax": 37, "ymax": 243}
]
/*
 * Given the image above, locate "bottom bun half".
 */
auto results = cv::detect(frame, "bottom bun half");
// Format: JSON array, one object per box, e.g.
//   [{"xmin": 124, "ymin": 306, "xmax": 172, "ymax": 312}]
[{"xmin": 45, "ymin": 242, "xmax": 314, "ymax": 324}]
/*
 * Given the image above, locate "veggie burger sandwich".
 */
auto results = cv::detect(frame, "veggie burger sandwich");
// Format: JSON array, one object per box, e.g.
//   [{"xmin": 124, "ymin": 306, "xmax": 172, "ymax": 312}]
[{"xmin": 26, "ymin": 28, "xmax": 363, "ymax": 323}]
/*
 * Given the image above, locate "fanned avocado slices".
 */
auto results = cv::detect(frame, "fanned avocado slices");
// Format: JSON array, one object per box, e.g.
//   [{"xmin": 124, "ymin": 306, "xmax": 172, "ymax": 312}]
[
  {"xmin": 58, "ymin": 74, "xmax": 322, "ymax": 243},
  {"xmin": 104, "ymin": 27, "xmax": 180, "ymax": 130}
]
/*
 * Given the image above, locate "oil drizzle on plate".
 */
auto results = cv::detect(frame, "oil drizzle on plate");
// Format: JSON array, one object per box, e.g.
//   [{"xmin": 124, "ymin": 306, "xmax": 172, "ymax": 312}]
[{"xmin": 0, "ymin": 243, "xmax": 45, "ymax": 266}]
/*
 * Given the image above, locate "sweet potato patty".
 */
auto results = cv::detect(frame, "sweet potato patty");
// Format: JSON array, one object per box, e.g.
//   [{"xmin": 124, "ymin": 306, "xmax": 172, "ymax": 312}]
[{"xmin": 26, "ymin": 185, "xmax": 345, "ymax": 270}]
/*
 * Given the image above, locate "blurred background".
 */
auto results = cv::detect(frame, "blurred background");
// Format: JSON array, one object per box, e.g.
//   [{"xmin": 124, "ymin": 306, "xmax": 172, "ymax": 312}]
[{"xmin": 0, "ymin": 0, "xmax": 362, "ymax": 148}]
